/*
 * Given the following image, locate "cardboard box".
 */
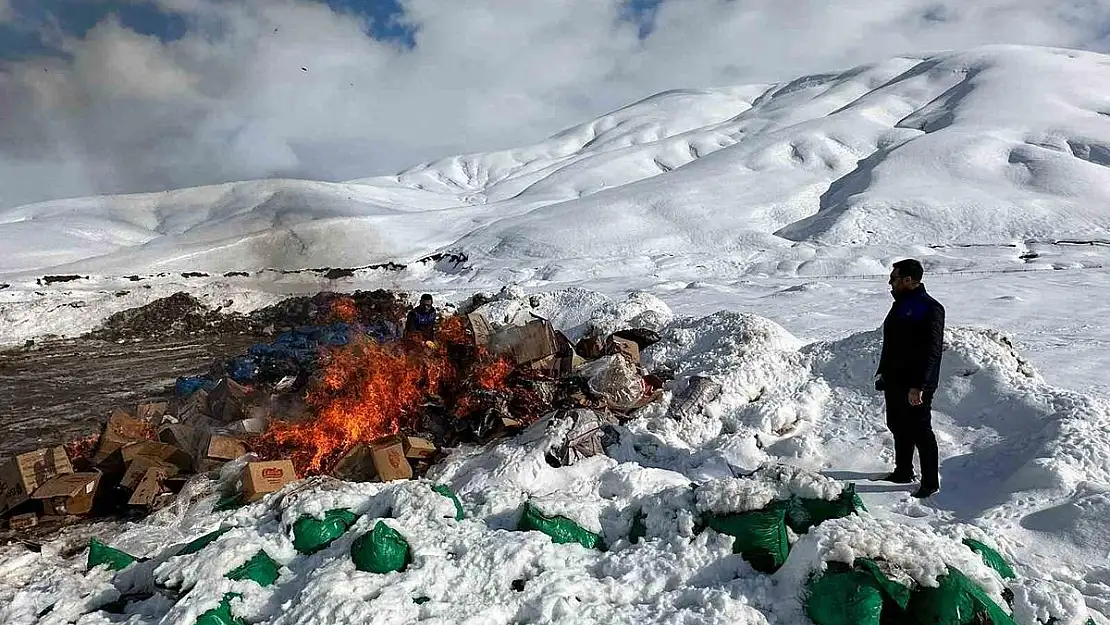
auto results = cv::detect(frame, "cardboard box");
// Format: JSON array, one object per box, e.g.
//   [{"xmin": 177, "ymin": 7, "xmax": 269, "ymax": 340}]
[
  {"xmin": 467, "ymin": 312, "xmax": 494, "ymax": 347},
  {"xmin": 158, "ymin": 424, "xmax": 200, "ymax": 453},
  {"xmin": 0, "ymin": 447, "xmax": 74, "ymax": 514},
  {"xmin": 9, "ymin": 512, "xmax": 37, "ymax": 531},
  {"xmin": 195, "ymin": 434, "xmax": 247, "ymax": 472},
  {"xmin": 489, "ymin": 320, "xmax": 557, "ymax": 365},
  {"xmin": 369, "ymin": 437, "xmax": 413, "ymax": 481},
  {"xmin": 30, "ymin": 472, "xmax": 101, "ymax": 516},
  {"xmin": 402, "ymin": 437, "xmax": 437, "ymax": 460},
  {"xmin": 331, "ymin": 444, "xmax": 377, "ymax": 482},
  {"xmin": 239, "ymin": 460, "xmax": 297, "ymax": 502},
  {"xmin": 136, "ymin": 401, "xmax": 169, "ymax": 423},
  {"xmin": 607, "ymin": 336, "xmax": 640, "ymax": 364},
  {"xmin": 208, "ymin": 379, "xmax": 251, "ymax": 423},
  {"xmin": 92, "ymin": 411, "xmax": 151, "ymax": 465},
  {"xmin": 229, "ymin": 417, "xmax": 268, "ymax": 434},
  {"xmin": 121, "ymin": 457, "xmax": 180, "ymax": 491},
  {"xmin": 127, "ymin": 467, "xmax": 168, "ymax": 507},
  {"xmin": 118, "ymin": 441, "xmax": 193, "ymax": 473}
]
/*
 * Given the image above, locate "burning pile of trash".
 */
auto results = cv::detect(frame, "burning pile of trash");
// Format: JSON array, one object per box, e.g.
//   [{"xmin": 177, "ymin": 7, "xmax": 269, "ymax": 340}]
[{"xmin": 0, "ymin": 291, "xmax": 669, "ymax": 537}]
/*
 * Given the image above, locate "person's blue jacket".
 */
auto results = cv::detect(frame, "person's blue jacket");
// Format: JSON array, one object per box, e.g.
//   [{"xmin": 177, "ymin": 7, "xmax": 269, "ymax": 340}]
[{"xmin": 877, "ymin": 285, "xmax": 945, "ymax": 391}]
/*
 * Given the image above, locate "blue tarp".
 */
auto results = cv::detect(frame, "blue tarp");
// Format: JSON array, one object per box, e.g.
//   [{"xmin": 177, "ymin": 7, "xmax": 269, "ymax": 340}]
[
  {"xmin": 234, "ymin": 322, "xmax": 398, "ymax": 385},
  {"xmin": 175, "ymin": 375, "xmax": 215, "ymax": 397}
]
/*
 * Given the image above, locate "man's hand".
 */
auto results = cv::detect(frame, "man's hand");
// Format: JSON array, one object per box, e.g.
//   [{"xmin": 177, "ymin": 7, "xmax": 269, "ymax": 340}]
[{"xmin": 908, "ymin": 388, "xmax": 923, "ymax": 406}]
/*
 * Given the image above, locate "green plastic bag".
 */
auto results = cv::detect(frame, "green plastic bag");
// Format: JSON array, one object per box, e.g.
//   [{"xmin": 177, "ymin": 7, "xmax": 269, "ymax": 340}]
[
  {"xmin": 907, "ymin": 567, "xmax": 1018, "ymax": 625},
  {"xmin": 432, "ymin": 484, "xmax": 464, "ymax": 520},
  {"xmin": 178, "ymin": 528, "xmax": 231, "ymax": 556},
  {"xmin": 855, "ymin": 558, "xmax": 910, "ymax": 610},
  {"xmin": 963, "ymin": 538, "xmax": 1016, "ymax": 580},
  {"xmin": 293, "ymin": 508, "xmax": 359, "ymax": 555},
  {"xmin": 87, "ymin": 538, "xmax": 137, "ymax": 572},
  {"xmin": 786, "ymin": 484, "xmax": 867, "ymax": 534},
  {"xmin": 705, "ymin": 502, "xmax": 790, "ymax": 573},
  {"xmin": 351, "ymin": 521, "xmax": 412, "ymax": 574},
  {"xmin": 214, "ymin": 493, "xmax": 246, "ymax": 512},
  {"xmin": 517, "ymin": 503, "xmax": 606, "ymax": 551},
  {"xmin": 226, "ymin": 551, "xmax": 280, "ymax": 587},
  {"xmin": 806, "ymin": 561, "xmax": 885, "ymax": 625},
  {"xmin": 196, "ymin": 593, "xmax": 245, "ymax": 625}
]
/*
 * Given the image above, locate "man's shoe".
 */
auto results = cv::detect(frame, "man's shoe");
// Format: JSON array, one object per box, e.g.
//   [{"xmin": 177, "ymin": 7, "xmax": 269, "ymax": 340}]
[
  {"xmin": 912, "ymin": 484, "xmax": 940, "ymax": 498},
  {"xmin": 880, "ymin": 471, "xmax": 915, "ymax": 484}
]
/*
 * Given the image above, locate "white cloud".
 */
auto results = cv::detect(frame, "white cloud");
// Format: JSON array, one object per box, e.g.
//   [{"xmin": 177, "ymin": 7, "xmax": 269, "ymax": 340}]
[
  {"xmin": 0, "ymin": 0, "xmax": 11, "ymax": 22},
  {"xmin": 1, "ymin": 0, "xmax": 1110, "ymax": 207}
]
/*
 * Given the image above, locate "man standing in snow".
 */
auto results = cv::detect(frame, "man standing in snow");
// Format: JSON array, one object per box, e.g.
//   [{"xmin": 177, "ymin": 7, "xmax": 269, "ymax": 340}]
[
  {"xmin": 405, "ymin": 293, "xmax": 438, "ymax": 342},
  {"xmin": 875, "ymin": 259, "xmax": 945, "ymax": 498}
]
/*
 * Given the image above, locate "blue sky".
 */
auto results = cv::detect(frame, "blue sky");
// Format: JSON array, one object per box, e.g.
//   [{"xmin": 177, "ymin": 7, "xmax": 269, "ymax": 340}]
[{"xmin": 0, "ymin": 0, "xmax": 663, "ymax": 60}]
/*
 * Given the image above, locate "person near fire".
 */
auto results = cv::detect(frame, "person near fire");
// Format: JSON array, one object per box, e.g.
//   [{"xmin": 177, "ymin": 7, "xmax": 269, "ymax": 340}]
[
  {"xmin": 874, "ymin": 258, "xmax": 945, "ymax": 499},
  {"xmin": 404, "ymin": 293, "xmax": 438, "ymax": 342}
]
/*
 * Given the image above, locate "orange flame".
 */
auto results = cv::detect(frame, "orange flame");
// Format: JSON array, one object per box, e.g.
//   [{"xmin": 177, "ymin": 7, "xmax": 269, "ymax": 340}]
[
  {"xmin": 330, "ymin": 297, "xmax": 358, "ymax": 323},
  {"xmin": 258, "ymin": 312, "xmax": 552, "ymax": 476}
]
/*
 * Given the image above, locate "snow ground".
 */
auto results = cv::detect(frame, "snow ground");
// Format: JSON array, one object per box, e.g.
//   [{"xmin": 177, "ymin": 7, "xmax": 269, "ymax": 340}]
[{"xmin": 0, "ymin": 43, "xmax": 1109, "ymax": 624}]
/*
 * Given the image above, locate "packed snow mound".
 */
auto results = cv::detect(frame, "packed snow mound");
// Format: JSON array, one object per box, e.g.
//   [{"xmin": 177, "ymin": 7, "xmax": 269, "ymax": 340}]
[{"xmin": 6, "ymin": 45, "xmax": 1110, "ymax": 278}]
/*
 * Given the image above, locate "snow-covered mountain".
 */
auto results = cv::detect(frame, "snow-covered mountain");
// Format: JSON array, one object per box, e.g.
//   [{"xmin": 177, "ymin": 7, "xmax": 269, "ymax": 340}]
[{"xmin": 4, "ymin": 44, "xmax": 1110, "ymax": 280}]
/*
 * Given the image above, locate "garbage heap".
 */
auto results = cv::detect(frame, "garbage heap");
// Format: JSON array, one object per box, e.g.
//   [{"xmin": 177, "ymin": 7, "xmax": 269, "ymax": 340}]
[{"xmin": 0, "ymin": 293, "xmax": 669, "ymax": 537}]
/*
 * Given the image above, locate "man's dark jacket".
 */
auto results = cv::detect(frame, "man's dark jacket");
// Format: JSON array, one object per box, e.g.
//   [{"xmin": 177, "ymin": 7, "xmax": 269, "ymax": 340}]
[{"xmin": 877, "ymin": 285, "xmax": 945, "ymax": 391}]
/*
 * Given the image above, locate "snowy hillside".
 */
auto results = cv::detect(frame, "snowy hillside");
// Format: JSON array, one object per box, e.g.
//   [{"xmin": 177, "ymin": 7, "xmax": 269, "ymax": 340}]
[{"xmin": 3, "ymin": 45, "xmax": 1110, "ymax": 281}]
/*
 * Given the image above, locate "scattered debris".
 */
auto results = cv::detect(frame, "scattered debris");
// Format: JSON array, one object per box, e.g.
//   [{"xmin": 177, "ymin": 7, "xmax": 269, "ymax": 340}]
[{"xmin": 2, "ymin": 289, "xmax": 671, "ymax": 534}]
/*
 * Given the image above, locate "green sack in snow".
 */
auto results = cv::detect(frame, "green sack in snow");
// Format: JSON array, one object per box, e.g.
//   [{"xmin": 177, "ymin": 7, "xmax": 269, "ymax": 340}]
[
  {"xmin": 226, "ymin": 551, "xmax": 280, "ymax": 587},
  {"xmin": 705, "ymin": 502, "xmax": 790, "ymax": 573},
  {"xmin": 431, "ymin": 484, "xmax": 464, "ymax": 520},
  {"xmin": 805, "ymin": 561, "xmax": 885, "ymax": 625},
  {"xmin": 963, "ymin": 538, "xmax": 1016, "ymax": 580},
  {"xmin": 195, "ymin": 593, "xmax": 245, "ymax": 625},
  {"xmin": 906, "ymin": 566, "xmax": 1018, "ymax": 625},
  {"xmin": 351, "ymin": 521, "xmax": 412, "ymax": 574},
  {"xmin": 177, "ymin": 528, "xmax": 231, "ymax": 556},
  {"xmin": 292, "ymin": 508, "xmax": 359, "ymax": 555},
  {"xmin": 87, "ymin": 538, "xmax": 137, "ymax": 572},
  {"xmin": 786, "ymin": 484, "xmax": 867, "ymax": 535},
  {"xmin": 517, "ymin": 503, "xmax": 606, "ymax": 551}
]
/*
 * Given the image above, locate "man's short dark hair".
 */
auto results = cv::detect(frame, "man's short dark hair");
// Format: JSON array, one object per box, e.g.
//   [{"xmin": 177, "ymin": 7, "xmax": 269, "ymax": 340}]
[
  {"xmin": 892, "ymin": 259, "xmax": 924, "ymax": 281},
  {"xmin": 420, "ymin": 293, "xmax": 433, "ymax": 302}
]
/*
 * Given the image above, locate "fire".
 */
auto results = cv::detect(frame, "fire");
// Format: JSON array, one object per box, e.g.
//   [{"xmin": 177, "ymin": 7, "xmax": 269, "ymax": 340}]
[
  {"xmin": 259, "ymin": 313, "xmax": 525, "ymax": 475},
  {"xmin": 330, "ymin": 297, "xmax": 358, "ymax": 323}
]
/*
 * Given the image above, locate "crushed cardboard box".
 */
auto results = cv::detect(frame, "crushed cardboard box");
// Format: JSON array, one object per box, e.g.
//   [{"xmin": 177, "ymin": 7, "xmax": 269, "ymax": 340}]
[
  {"xmin": 128, "ymin": 467, "xmax": 169, "ymax": 507},
  {"xmin": 92, "ymin": 411, "xmax": 151, "ymax": 465},
  {"xmin": 110, "ymin": 441, "xmax": 193, "ymax": 474},
  {"xmin": 0, "ymin": 447, "xmax": 74, "ymax": 514},
  {"xmin": 194, "ymin": 434, "xmax": 247, "ymax": 473},
  {"xmin": 607, "ymin": 336, "xmax": 641, "ymax": 364},
  {"xmin": 121, "ymin": 456, "xmax": 180, "ymax": 491},
  {"xmin": 239, "ymin": 460, "xmax": 297, "ymax": 502},
  {"xmin": 31, "ymin": 472, "xmax": 101, "ymax": 516},
  {"xmin": 208, "ymin": 379, "xmax": 251, "ymax": 423},
  {"xmin": 136, "ymin": 401, "xmax": 169, "ymax": 423},
  {"xmin": 331, "ymin": 444, "xmax": 376, "ymax": 482}
]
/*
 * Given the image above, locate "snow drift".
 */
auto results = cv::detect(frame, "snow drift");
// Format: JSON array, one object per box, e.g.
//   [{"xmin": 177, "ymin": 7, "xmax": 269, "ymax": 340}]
[{"xmin": 1, "ymin": 290, "xmax": 1106, "ymax": 623}]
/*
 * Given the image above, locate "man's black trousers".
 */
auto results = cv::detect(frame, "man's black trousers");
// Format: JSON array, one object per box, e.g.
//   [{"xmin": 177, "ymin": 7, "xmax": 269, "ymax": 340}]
[{"xmin": 884, "ymin": 388, "xmax": 939, "ymax": 488}]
